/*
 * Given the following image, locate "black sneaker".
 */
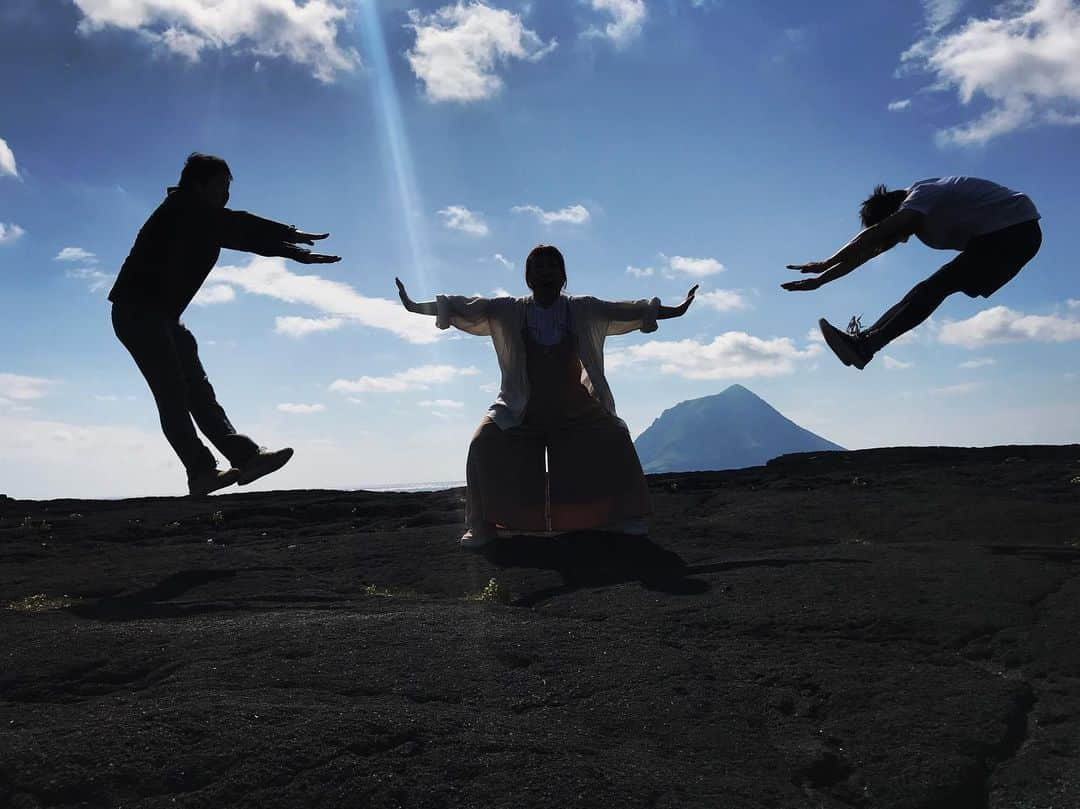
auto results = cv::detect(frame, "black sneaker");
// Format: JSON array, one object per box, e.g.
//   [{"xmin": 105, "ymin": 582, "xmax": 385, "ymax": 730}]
[
  {"xmin": 236, "ymin": 447, "xmax": 294, "ymax": 486},
  {"xmin": 819, "ymin": 317, "xmax": 871, "ymax": 370},
  {"xmin": 188, "ymin": 468, "xmax": 239, "ymax": 497}
]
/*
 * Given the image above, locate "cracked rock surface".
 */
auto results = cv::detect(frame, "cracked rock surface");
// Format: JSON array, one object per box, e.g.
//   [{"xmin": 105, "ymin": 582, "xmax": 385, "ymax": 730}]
[{"xmin": 1, "ymin": 445, "xmax": 1078, "ymax": 808}]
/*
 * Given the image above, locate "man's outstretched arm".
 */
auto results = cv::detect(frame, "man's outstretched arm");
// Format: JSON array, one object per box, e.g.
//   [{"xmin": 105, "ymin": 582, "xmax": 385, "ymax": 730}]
[
  {"xmin": 782, "ymin": 209, "xmax": 920, "ymax": 292},
  {"xmin": 221, "ymin": 210, "xmax": 341, "ymax": 264}
]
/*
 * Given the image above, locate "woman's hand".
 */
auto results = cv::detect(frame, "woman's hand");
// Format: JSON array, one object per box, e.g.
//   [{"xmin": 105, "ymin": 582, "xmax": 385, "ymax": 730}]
[
  {"xmin": 657, "ymin": 285, "xmax": 699, "ymax": 320},
  {"xmin": 675, "ymin": 284, "xmax": 698, "ymax": 316},
  {"xmin": 395, "ymin": 277, "xmax": 415, "ymax": 312}
]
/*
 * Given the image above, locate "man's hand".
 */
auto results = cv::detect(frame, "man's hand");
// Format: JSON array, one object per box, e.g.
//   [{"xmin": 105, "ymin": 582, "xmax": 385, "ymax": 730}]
[
  {"xmin": 781, "ymin": 277, "xmax": 824, "ymax": 292},
  {"xmin": 786, "ymin": 261, "xmax": 830, "ymax": 274},
  {"xmin": 289, "ymin": 230, "xmax": 331, "ymax": 246},
  {"xmin": 286, "ymin": 244, "xmax": 340, "ymax": 264}
]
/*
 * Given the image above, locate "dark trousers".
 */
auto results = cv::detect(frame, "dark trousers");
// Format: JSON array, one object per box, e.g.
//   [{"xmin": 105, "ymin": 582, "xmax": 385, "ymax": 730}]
[
  {"xmin": 112, "ymin": 303, "xmax": 258, "ymax": 479},
  {"xmin": 865, "ymin": 219, "xmax": 1042, "ymax": 353}
]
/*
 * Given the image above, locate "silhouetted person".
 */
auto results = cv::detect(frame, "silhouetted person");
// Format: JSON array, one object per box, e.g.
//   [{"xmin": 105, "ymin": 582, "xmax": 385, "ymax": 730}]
[
  {"xmin": 109, "ymin": 153, "xmax": 341, "ymax": 496},
  {"xmin": 396, "ymin": 245, "xmax": 697, "ymax": 549},
  {"xmin": 783, "ymin": 176, "xmax": 1042, "ymax": 368}
]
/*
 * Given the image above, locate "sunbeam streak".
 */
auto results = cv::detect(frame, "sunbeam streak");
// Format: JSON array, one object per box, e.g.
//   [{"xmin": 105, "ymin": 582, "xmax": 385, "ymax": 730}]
[{"xmin": 358, "ymin": 0, "xmax": 431, "ymax": 290}]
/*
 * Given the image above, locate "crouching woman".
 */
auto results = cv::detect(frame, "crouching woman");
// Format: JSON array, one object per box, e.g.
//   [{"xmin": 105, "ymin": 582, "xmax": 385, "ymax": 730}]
[{"xmin": 396, "ymin": 245, "xmax": 696, "ymax": 548}]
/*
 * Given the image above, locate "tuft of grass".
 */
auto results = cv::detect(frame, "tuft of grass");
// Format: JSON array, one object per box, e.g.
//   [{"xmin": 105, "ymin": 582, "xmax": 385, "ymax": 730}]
[
  {"xmin": 362, "ymin": 584, "xmax": 418, "ymax": 599},
  {"xmin": 208, "ymin": 510, "xmax": 225, "ymax": 527},
  {"xmin": 7, "ymin": 594, "xmax": 83, "ymax": 613},
  {"xmin": 467, "ymin": 578, "xmax": 512, "ymax": 605},
  {"xmin": 20, "ymin": 516, "xmax": 52, "ymax": 531}
]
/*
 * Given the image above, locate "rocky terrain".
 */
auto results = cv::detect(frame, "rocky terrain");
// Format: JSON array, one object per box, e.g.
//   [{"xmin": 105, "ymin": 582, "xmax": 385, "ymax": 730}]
[{"xmin": 2, "ymin": 445, "xmax": 1079, "ymax": 808}]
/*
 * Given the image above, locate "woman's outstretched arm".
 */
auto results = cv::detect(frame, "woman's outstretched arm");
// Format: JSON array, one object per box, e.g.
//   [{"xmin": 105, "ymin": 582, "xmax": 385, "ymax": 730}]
[
  {"xmin": 396, "ymin": 277, "xmax": 437, "ymax": 315},
  {"xmin": 657, "ymin": 285, "xmax": 698, "ymax": 319}
]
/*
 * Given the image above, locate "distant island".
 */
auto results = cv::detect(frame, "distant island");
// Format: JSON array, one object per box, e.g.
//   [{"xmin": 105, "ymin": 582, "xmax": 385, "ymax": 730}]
[{"xmin": 634, "ymin": 384, "xmax": 843, "ymax": 473}]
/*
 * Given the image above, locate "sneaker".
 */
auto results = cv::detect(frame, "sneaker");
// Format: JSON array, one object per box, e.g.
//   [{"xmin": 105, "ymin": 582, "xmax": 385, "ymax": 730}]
[
  {"xmin": 460, "ymin": 523, "xmax": 497, "ymax": 550},
  {"xmin": 236, "ymin": 447, "xmax": 294, "ymax": 486},
  {"xmin": 819, "ymin": 318, "xmax": 871, "ymax": 370},
  {"xmin": 188, "ymin": 468, "xmax": 239, "ymax": 497}
]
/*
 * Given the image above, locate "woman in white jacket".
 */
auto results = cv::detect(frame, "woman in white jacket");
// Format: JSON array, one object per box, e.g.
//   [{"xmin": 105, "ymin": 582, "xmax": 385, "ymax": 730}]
[{"xmin": 396, "ymin": 245, "xmax": 697, "ymax": 549}]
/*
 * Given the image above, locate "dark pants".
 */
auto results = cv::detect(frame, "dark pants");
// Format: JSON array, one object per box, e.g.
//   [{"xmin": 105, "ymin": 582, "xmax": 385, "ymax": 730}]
[
  {"xmin": 865, "ymin": 219, "xmax": 1042, "ymax": 353},
  {"xmin": 112, "ymin": 303, "xmax": 258, "ymax": 479}
]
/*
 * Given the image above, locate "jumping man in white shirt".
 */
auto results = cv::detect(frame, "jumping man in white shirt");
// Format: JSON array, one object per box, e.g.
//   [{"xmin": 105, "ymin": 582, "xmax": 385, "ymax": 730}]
[{"xmin": 782, "ymin": 176, "xmax": 1042, "ymax": 369}]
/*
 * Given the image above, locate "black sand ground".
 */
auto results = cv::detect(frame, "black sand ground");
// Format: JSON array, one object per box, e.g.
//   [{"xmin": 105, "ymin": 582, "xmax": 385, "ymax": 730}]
[{"xmin": 2, "ymin": 445, "xmax": 1079, "ymax": 809}]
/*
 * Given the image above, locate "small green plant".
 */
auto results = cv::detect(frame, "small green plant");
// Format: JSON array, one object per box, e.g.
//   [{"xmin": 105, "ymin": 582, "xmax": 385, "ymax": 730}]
[
  {"xmin": 468, "ymin": 578, "xmax": 512, "ymax": 605},
  {"xmin": 208, "ymin": 510, "xmax": 225, "ymax": 526},
  {"xmin": 362, "ymin": 584, "xmax": 418, "ymax": 599},
  {"xmin": 7, "ymin": 594, "xmax": 83, "ymax": 613}
]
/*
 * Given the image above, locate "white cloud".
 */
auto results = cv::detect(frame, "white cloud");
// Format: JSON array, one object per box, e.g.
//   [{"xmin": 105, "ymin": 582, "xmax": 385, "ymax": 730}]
[
  {"xmin": 511, "ymin": 203, "xmax": 591, "ymax": 226},
  {"xmin": 663, "ymin": 254, "xmax": 725, "ymax": 277},
  {"xmin": 406, "ymin": 2, "xmax": 556, "ymax": 103},
  {"xmin": 329, "ymin": 364, "xmax": 479, "ymax": 394},
  {"xmin": 586, "ymin": 0, "xmax": 646, "ymax": 47},
  {"xmin": 0, "ymin": 223, "xmax": 26, "ymax": 244},
  {"xmin": 274, "ymin": 315, "xmax": 345, "ymax": 338},
  {"xmin": 887, "ymin": 98, "xmax": 912, "ymax": 111},
  {"xmin": 901, "ymin": 0, "xmax": 1080, "ymax": 145},
  {"xmin": 606, "ymin": 332, "xmax": 822, "ymax": 380},
  {"xmin": 438, "ymin": 205, "xmax": 490, "ymax": 236},
  {"xmin": 211, "ymin": 256, "xmax": 437, "ymax": 344},
  {"xmin": 923, "ymin": 0, "xmax": 965, "ymax": 34},
  {"xmin": 65, "ymin": 267, "xmax": 113, "ymax": 293},
  {"xmin": 418, "ymin": 399, "xmax": 465, "ymax": 409},
  {"xmin": 491, "ymin": 286, "xmax": 512, "ymax": 297},
  {"xmin": 0, "ymin": 373, "xmax": 56, "ymax": 402},
  {"xmin": 626, "ymin": 265, "xmax": 655, "ymax": 278},
  {"xmin": 0, "ymin": 137, "xmax": 17, "ymax": 179},
  {"xmin": 938, "ymin": 305, "xmax": 1080, "ymax": 347},
  {"xmin": 933, "ymin": 381, "xmax": 984, "ymax": 396},
  {"xmin": 93, "ymin": 394, "xmax": 137, "ymax": 402},
  {"xmin": 191, "ymin": 283, "xmax": 236, "ymax": 306},
  {"xmin": 72, "ymin": 0, "xmax": 359, "ymax": 83},
  {"xmin": 479, "ymin": 381, "xmax": 499, "ymax": 393},
  {"xmin": 277, "ymin": 402, "xmax": 326, "ymax": 414},
  {"xmin": 959, "ymin": 357, "xmax": 996, "ymax": 369},
  {"xmin": 55, "ymin": 247, "xmax": 97, "ymax": 263},
  {"xmin": 1068, "ymin": 298, "xmax": 1080, "ymax": 309},
  {"xmin": 697, "ymin": 289, "xmax": 749, "ymax": 312},
  {"xmin": 882, "ymin": 356, "xmax": 914, "ymax": 369},
  {"xmin": 493, "ymin": 253, "xmax": 513, "ymax": 269}
]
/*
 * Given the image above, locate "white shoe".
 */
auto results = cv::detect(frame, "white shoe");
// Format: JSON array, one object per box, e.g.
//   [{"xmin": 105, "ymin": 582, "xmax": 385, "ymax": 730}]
[
  {"xmin": 236, "ymin": 447, "xmax": 294, "ymax": 486},
  {"xmin": 460, "ymin": 523, "xmax": 497, "ymax": 550}
]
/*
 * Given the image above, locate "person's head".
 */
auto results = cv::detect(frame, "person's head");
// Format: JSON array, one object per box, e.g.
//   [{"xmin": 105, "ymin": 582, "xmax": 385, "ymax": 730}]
[
  {"xmin": 525, "ymin": 244, "xmax": 567, "ymax": 306},
  {"xmin": 859, "ymin": 184, "xmax": 907, "ymax": 229},
  {"xmin": 178, "ymin": 152, "xmax": 232, "ymax": 207}
]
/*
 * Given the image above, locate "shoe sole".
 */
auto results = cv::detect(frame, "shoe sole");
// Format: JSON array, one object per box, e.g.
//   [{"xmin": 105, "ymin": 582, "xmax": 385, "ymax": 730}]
[
  {"xmin": 819, "ymin": 319, "xmax": 868, "ymax": 370},
  {"xmin": 188, "ymin": 469, "xmax": 240, "ymax": 497},
  {"xmin": 237, "ymin": 449, "xmax": 294, "ymax": 486}
]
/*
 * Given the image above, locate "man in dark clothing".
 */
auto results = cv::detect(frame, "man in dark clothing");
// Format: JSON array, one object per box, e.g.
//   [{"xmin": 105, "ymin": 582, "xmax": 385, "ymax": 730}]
[
  {"xmin": 782, "ymin": 176, "xmax": 1042, "ymax": 369},
  {"xmin": 109, "ymin": 153, "xmax": 341, "ymax": 496}
]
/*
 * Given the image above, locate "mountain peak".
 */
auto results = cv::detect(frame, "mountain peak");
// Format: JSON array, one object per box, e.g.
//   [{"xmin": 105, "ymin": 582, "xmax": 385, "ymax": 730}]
[{"xmin": 635, "ymin": 386, "xmax": 843, "ymax": 473}]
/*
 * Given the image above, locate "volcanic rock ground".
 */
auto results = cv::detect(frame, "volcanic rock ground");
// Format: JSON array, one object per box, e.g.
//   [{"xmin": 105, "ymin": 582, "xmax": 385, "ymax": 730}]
[{"xmin": 2, "ymin": 445, "xmax": 1079, "ymax": 809}]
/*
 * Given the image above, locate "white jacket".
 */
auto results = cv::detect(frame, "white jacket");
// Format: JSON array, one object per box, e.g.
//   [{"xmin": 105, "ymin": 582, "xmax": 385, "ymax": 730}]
[{"xmin": 436, "ymin": 294, "xmax": 661, "ymax": 430}]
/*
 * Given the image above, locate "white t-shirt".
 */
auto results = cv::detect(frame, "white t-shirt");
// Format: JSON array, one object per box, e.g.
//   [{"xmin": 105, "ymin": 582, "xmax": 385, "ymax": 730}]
[{"xmin": 900, "ymin": 176, "xmax": 1039, "ymax": 250}]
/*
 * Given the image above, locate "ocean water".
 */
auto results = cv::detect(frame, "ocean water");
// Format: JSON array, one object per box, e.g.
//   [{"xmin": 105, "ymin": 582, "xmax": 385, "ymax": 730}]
[{"xmin": 357, "ymin": 481, "xmax": 466, "ymax": 493}]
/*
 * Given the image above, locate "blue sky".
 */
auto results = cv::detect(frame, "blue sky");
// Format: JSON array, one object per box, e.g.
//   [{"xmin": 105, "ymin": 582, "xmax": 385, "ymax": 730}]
[{"xmin": 1, "ymin": 0, "xmax": 1078, "ymax": 498}]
